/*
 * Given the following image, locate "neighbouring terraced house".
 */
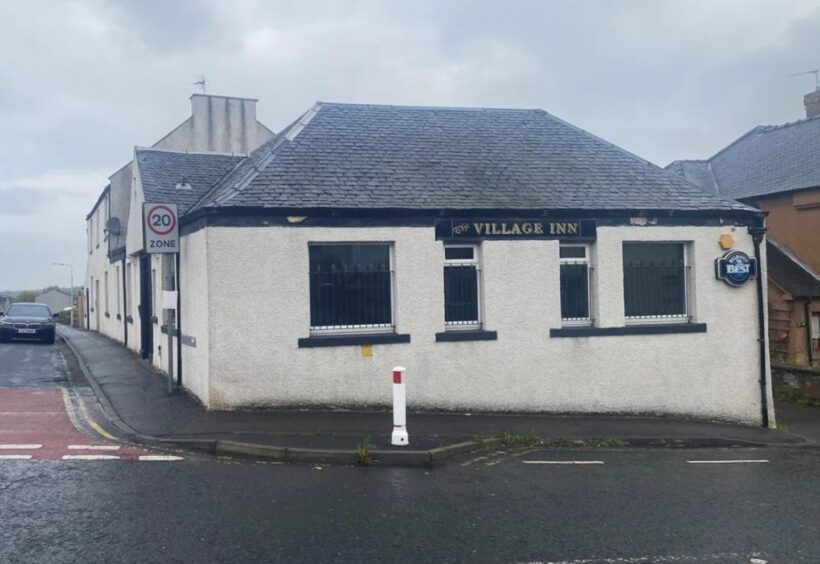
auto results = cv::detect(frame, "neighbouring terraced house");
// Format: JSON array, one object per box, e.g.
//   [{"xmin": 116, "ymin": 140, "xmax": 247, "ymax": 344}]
[{"xmin": 668, "ymin": 88, "xmax": 820, "ymax": 370}]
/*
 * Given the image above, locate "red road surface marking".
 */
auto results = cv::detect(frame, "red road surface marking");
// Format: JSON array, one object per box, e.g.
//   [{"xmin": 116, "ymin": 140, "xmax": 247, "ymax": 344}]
[{"xmin": 0, "ymin": 388, "xmax": 148, "ymax": 460}]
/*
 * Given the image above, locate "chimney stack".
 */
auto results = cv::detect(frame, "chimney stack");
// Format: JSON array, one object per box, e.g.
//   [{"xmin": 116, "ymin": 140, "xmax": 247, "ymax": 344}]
[
  {"xmin": 190, "ymin": 94, "xmax": 261, "ymax": 154},
  {"xmin": 805, "ymin": 89, "xmax": 820, "ymax": 119}
]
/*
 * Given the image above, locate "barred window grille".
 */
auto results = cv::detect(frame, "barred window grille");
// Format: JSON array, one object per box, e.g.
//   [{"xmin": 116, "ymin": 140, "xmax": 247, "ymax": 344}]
[
  {"xmin": 309, "ymin": 244, "xmax": 393, "ymax": 332},
  {"xmin": 623, "ymin": 243, "xmax": 690, "ymax": 320},
  {"xmin": 444, "ymin": 245, "xmax": 481, "ymax": 328},
  {"xmin": 560, "ymin": 245, "xmax": 591, "ymax": 323}
]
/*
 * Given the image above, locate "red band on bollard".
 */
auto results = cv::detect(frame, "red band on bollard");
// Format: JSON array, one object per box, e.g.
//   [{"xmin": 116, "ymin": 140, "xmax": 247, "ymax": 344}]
[{"xmin": 393, "ymin": 371, "xmax": 402, "ymax": 384}]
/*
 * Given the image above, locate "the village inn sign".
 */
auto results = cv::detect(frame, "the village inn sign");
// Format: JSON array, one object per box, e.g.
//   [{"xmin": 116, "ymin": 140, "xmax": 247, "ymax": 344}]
[{"xmin": 435, "ymin": 218, "xmax": 596, "ymax": 241}]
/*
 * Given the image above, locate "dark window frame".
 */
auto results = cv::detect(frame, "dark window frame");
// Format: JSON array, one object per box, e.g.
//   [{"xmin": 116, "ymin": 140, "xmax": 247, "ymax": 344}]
[
  {"xmin": 308, "ymin": 243, "xmax": 395, "ymax": 335},
  {"xmin": 623, "ymin": 242, "xmax": 691, "ymax": 323}
]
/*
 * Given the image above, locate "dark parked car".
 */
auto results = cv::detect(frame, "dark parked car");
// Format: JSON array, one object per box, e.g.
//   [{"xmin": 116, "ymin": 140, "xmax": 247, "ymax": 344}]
[{"xmin": 0, "ymin": 303, "xmax": 57, "ymax": 344}]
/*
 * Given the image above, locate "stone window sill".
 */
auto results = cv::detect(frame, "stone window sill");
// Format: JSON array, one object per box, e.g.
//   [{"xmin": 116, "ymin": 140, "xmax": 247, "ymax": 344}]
[
  {"xmin": 550, "ymin": 323, "xmax": 707, "ymax": 338},
  {"xmin": 435, "ymin": 330, "xmax": 497, "ymax": 342},
  {"xmin": 298, "ymin": 333, "xmax": 411, "ymax": 348}
]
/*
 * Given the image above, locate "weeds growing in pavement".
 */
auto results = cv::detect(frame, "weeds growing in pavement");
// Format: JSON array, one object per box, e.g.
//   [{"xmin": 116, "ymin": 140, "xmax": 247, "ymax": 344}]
[
  {"xmin": 356, "ymin": 437, "xmax": 374, "ymax": 465},
  {"xmin": 775, "ymin": 390, "xmax": 819, "ymax": 407},
  {"xmin": 500, "ymin": 432, "xmax": 543, "ymax": 448}
]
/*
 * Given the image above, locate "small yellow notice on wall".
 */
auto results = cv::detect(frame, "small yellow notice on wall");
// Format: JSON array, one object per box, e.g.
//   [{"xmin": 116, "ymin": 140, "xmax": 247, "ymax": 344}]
[{"xmin": 361, "ymin": 344, "xmax": 373, "ymax": 358}]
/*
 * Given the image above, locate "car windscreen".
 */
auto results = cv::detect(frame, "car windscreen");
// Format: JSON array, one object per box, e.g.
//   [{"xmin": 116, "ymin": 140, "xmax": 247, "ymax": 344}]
[{"xmin": 5, "ymin": 304, "xmax": 51, "ymax": 318}]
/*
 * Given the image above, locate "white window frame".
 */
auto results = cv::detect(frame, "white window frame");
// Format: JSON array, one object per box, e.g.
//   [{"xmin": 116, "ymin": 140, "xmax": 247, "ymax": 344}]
[
  {"xmin": 559, "ymin": 243, "xmax": 592, "ymax": 327},
  {"xmin": 443, "ymin": 244, "xmax": 482, "ymax": 331},
  {"xmin": 308, "ymin": 242, "xmax": 396, "ymax": 336},
  {"xmin": 624, "ymin": 242, "xmax": 691, "ymax": 325}
]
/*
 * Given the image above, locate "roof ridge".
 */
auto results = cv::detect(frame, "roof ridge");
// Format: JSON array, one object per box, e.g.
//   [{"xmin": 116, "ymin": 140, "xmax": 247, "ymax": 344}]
[
  {"xmin": 535, "ymin": 108, "xmax": 741, "ymax": 205},
  {"xmin": 705, "ymin": 114, "xmax": 820, "ymax": 163},
  {"xmin": 187, "ymin": 104, "xmax": 321, "ymax": 213},
  {"xmin": 317, "ymin": 101, "xmax": 540, "ymax": 113},
  {"xmin": 755, "ymin": 113, "xmax": 820, "ymax": 133},
  {"xmin": 136, "ymin": 146, "xmax": 246, "ymax": 158},
  {"xmin": 667, "ymin": 158, "xmax": 708, "ymax": 165}
]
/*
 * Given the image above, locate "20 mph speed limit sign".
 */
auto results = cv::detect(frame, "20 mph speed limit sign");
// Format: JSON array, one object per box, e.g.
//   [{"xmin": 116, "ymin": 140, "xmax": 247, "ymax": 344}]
[{"xmin": 143, "ymin": 203, "xmax": 179, "ymax": 254}]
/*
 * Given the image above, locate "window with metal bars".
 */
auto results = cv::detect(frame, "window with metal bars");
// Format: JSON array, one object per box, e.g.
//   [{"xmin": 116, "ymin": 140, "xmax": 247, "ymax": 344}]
[
  {"xmin": 444, "ymin": 245, "xmax": 481, "ymax": 329},
  {"xmin": 560, "ymin": 244, "xmax": 591, "ymax": 324},
  {"xmin": 623, "ymin": 243, "xmax": 690, "ymax": 321},
  {"xmin": 309, "ymin": 244, "xmax": 393, "ymax": 333}
]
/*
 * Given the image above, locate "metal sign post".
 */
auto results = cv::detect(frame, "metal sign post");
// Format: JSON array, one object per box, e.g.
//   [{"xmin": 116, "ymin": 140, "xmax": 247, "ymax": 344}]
[{"xmin": 144, "ymin": 203, "xmax": 180, "ymax": 393}]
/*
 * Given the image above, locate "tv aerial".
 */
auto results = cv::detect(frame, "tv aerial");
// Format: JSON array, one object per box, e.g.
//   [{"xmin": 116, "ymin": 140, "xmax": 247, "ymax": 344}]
[
  {"xmin": 790, "ymin": 69, "xmax": 819, "ymax": 91},
  {"xmin": 194, "ymin": 76, "xmax": 207, "ymax": 94}
]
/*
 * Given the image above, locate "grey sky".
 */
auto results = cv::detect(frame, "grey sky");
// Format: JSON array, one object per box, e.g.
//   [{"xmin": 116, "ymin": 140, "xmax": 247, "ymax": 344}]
[{"xmin": 1, "ymin": 0, "xmax": 818, "ymax": 289}]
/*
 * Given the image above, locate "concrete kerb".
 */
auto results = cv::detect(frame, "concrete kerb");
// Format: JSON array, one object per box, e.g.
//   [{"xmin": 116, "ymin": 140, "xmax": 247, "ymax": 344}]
[
  {"xmin": 57, "ymin": 330, "xmax": 493, "ymax": 467},
  {"xmin": 58, "ymin": 330, "xmax": 812, "ymax": 466}
]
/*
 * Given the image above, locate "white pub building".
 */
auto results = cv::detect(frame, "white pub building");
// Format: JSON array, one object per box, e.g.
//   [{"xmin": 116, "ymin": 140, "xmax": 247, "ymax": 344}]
[{"xmin": 85, "ymin": 94, "xmax": 775, "ymax": 426}]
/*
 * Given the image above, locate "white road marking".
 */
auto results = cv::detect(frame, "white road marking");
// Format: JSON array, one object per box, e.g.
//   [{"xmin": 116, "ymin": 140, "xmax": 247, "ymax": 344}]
[
  {"xmin": 138, "ymin": 455, "xmax": 184, "ymax": 461},
  {"xmin": 0, "ymin": 454, "xmax": 33, "ymax": 460},
  {"xmin": 67, "ymin": 444, "xmax": 121, "ymax": 450},
  {"xmin": 525, "ymin": 552, "xmax": 760, "ymax": 563},
  {"xmin": 61, "ymin": 454, "xmax": 120, "ymax": 460},
  {"xmin": 523, "ymin": 460, "xmax": 604, "ymax": 465},
  {"xmin": 0, "ymin": 444, "xmax": 42, "ymax": 450},
  {"xmin": 686, "ymin": 459, "xmax": 769, "ymax": 464}
]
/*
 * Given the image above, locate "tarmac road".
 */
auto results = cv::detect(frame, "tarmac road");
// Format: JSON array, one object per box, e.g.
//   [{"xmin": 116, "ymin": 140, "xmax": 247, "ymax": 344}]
[{"xmin": 1, "ymin": 340, "xmax": 819, "ymax": 563}]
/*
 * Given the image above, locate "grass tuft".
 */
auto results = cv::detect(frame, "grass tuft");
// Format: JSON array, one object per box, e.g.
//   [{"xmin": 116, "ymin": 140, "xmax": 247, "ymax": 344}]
[{"xmin": 355, "ymin": 437, "xmax": 374, "ymax": 466}]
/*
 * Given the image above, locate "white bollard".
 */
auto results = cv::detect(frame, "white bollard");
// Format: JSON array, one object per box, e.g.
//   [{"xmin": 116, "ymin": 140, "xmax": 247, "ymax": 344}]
[{"xmin": 391, "ymin": 366, "xmax": 409, "ymax": 446}]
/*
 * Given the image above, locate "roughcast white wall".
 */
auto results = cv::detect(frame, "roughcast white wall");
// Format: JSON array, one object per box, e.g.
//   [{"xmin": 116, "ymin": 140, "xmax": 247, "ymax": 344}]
[{"xmin": 189, "ymin": 224, "xmax": 770, "ymax": 424}]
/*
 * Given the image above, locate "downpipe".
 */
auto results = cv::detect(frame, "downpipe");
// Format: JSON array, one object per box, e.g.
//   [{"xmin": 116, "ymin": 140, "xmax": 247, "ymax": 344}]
[{"xmin": 749, "ymin": 224, "xmax": 769, "ymax": 428}]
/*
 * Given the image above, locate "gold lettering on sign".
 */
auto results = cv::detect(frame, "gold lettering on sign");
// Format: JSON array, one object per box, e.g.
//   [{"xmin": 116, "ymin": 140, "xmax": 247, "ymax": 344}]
[{"xmin": 448, "ymin": 220, "xmax": 582, "ymax": 237}]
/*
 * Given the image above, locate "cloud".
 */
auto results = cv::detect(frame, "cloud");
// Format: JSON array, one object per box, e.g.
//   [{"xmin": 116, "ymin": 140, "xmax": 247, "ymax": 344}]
[
  {"xmin": 0, "ymin": 0, "xmax": 818, "ymax": 288},
  {"xmin": 1, "ymin": 170, "xmax": 108, "ymax": 196}
]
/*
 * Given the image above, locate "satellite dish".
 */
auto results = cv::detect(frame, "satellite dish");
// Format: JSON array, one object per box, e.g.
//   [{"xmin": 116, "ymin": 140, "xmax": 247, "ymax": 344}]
[{"xmin": 105, "ymin": 217, "xmax": 122, "ymax": 236}]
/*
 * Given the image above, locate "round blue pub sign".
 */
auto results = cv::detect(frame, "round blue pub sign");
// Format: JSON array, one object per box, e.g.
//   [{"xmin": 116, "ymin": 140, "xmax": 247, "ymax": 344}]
[{"xmin": 715, "ymin": 250, "xmax": 758, "ymax": 287}]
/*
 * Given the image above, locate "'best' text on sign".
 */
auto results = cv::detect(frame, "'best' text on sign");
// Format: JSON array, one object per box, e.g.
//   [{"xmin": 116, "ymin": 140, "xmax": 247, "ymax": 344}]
[{"xmin": 143, "ymin": 203, "xmax": 179, "ymax": 254}]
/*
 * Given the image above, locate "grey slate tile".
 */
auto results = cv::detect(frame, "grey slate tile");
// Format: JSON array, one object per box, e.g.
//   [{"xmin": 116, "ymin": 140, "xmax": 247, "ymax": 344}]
[{"xmin": 192, "ymin": 102, "xmax": 753, "ymax": 214}]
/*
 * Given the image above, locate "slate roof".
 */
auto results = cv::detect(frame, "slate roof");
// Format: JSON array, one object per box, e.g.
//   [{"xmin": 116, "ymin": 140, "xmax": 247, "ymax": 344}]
[
  {"xmin": 664, "ymin": 160, "xmax": 719, "ymax": 196},
  {"xmin": 136, "ymin": 149, "xmax": 243, "ymax": 214},
  {"xmin": 767, "ymin": 239, "xmax": 820, "ymax": 298},
  {"xmin": 667, "ymin": 115, "xmax": 820, "ymax": 200},
  {"xmin": 191, "ymin": 102, "xmax": 755, "ymax": 214}
]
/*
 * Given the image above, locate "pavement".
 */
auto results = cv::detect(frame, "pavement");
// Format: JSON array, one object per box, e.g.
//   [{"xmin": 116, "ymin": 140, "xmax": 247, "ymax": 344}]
[{"xmin": 57, "ymin": 325, "xmax": 818, "ymax": 466}]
